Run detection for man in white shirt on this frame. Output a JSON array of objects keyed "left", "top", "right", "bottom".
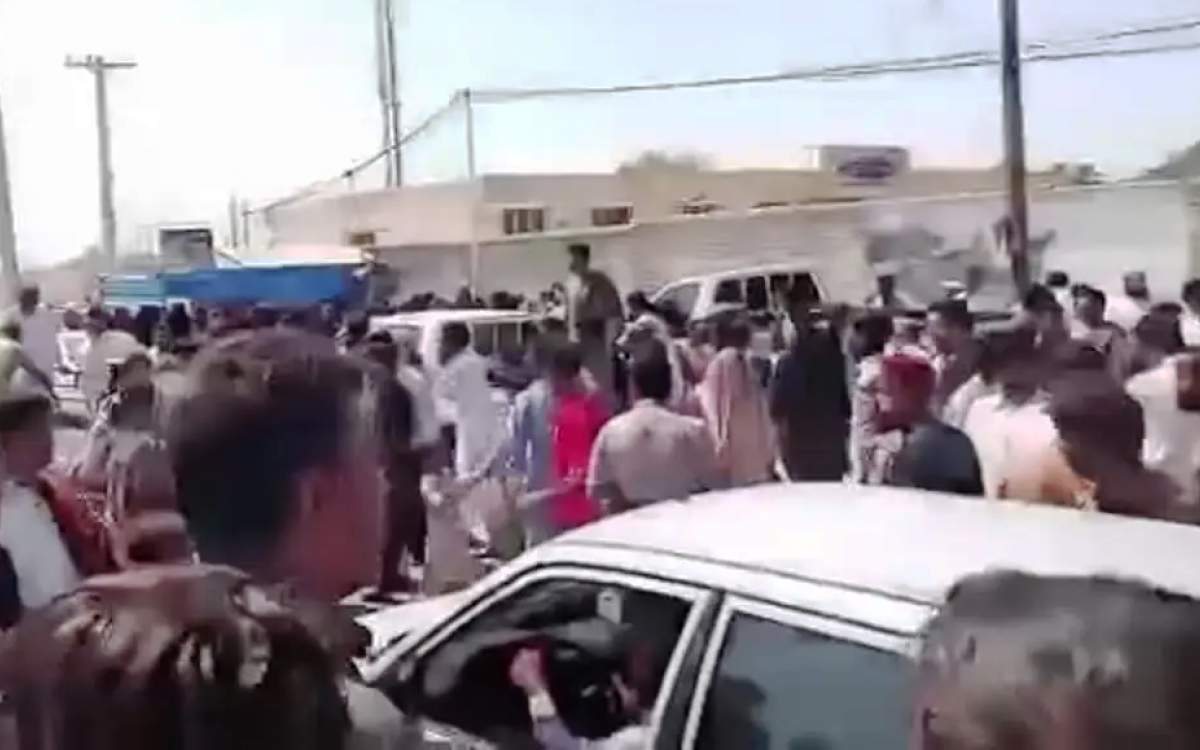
[
  {"left": 1181, "top": 278, "right": 1200, "bottom": 348},
  {"left": 435, "top": 322, "right": 503, "bottom": 479},
  {"left": 0, "top": 391, "right": 81, "bottom": 611},
  {"left": 1126, "top": 314, "right": 1200, "bottom": 505},
  {"left": 962, "top": 328, "right": 1058, "bottom": 499},
  {"left": 5, "top": 285, "right": 60, "bottom": 383}
]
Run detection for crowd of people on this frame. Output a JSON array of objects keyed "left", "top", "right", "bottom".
[{"left": 1, "top": 245, "right": 1200, "bottom": 746}]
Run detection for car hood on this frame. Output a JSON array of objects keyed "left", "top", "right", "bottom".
[{"left": 354, "top": 591, "right": 473, "bottom": 682}]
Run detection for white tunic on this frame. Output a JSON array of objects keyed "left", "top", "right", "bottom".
[{"left": 0, "top": 480, "right": 81, "bottom": 609}]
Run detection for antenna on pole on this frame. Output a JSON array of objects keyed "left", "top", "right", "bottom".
[{"left": 65, "top": 54, "right": 137, "bottom": 272}]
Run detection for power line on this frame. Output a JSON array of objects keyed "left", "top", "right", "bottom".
[{"left": 475, "top": 17, "right": 1200, "bottom": 101}]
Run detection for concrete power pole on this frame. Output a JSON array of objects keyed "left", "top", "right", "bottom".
[
  {"left": 65, "top": 55, "right": 136, "bottom": 271},
  {"left": 375, "top": 0, "right": 403, "bottom": 186},
  {"left": 998, "top": 0, "right": 1032, "bottom": 295},
  {"left": 0, "top": 89, "right": 20, "bottom": 306}
]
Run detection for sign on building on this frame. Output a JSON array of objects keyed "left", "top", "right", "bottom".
[{"left": 809, "top": 145, "right": 911, "bottom": 185}]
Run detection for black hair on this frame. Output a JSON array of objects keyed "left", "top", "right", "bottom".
[
  {"left": 0, "top": 392, "right": 52, "bottom": 434},
  {"left": 1044, "top": 270, "right": 1070, "bottom": 288},
  {"left": 1021, "top": 284, "right": 1060, "bottom": 314},
  {"left": 1049, "top": 372, "right": 1144, "bottom": 462},
  {"left": 628, "top": 339, "right": 672, "bottom": 402},
  {"left": 977, "top": 327, "right": 1037, "bottom": 385},
  {"left": 549, "top": 341, "right": 584, "bottom": 381},
  {"left": 442, "top": 321, "right": 471, "bottom": 350},
  {"left": 917, "top": 571, "right": 1200, "bottom": 750},
  {"left": 0, "top": 565, "right": 350, "bottom": 750},
  {"left": 344, "top": 311, "right": 369, "bottom": 344},
  {"left": 1182, "top": 278, "right": 1200, "bottom": 304},
  {"left": 168, "top": 330, "right": 377, "bottom": 570},
  {"left": 853, "top": 313, "right": 894, "bottom": 357},
  {"left": 1134, "top": 313, "right": 1184, "bottom": 355},
  {"left": 927, "top": 299, "right": 972, "bottom": 332},
  {"left": 713, "top": 315, "right": 751, "bottom": 350},
  {"left": 1075, "top": 284, "right": 1106, "bottom": 307},
  {"left": 567, "top": 243, "right": 591, "bottom": 262}
]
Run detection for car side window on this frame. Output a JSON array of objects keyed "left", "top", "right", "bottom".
[
  {"left": 745, "top": 276, "right": 769, "bottom": 311},
  {"left": 694, "top": 612, "right": 909, "bottom": 749},
  {"left": 714, "top": 278, "right": 744, "bottom": 304},
  {"left": 404, "top": 575, "right": 695, "bottom": 746},
  {"left": 658, "top": 282, "right": 701, "bottom": 320},
  {"left": 791, "top": 273, "right": 821, "bottom": 304},
  {"left": 471, "top": 323, "right": 497, "bottom": 357}
]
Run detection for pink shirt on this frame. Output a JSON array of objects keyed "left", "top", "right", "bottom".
[{"left": 551, "top": 390, "right": 608, "bottom": 530}]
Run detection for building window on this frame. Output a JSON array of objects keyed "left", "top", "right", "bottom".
[
  {"left": 590, "top": 205, "right": 632, "bottom": 227},
  {"left": 501, "top": 207, "right": 545, "bottom": 235}
]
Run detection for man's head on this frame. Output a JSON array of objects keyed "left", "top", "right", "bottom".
[
  {"left": 547, "top": 341, "right": 584, "bottom": 394},
  {"left": 1182, "top": 279, "right": 1200, "bottom": 316},
  {"left": 17, "top": 285, "right": 38, "bottom": 314},
  {"left": 849, "top": 313, "right": 894, "bottom": 360},
  {"left": 1022, "top": 285, "right": 1068, "bottom": 348},
  {"left": 1044, "top": 270, "right": 1070, "bottom": 290},
  {"left": 1049, "top": 371, "right": 1144, "bottom": 470},
  {"left": 986, "top": 326, "right": 1042, "bottom": 402},
  {"left": 439, "top": 322, "right": 471, "bottom": 365},
  {"left": 914, "top": 571, "right": 1200, "bottom": 750},
  {"left": 628, "top": 339, "right": 672, "bottom": 403},
  {"left": 84, "top": 305, "right": 108, "bottom": 337},
  {"left": 926, "top": 300, "right": 973, "bottom": 356},
  {"left": 567, "top": 243, "right": 591, "bottom": 275},
  {"left": 0, "top": 317, "right": 20, "bottom": 343},
  {"left": 1072, "top": 284, "right": 1107, "bottom": 328},
  {"left": 362, "top": 330, "right": 399, "bottom": 373},
  {"left": 878, "top": 353, "right": 935, "bottom": 431},
  {"left": 1123, "top": 270, "right": 1149, "bottom": 300},
  {"left": 1132, "top": 311, "right": 1184, "bottom": 372},
  {"left": 0, "top": 392, "right": 53, "bottom": 483},
  {"left": 169, "top": 330, "right": 385, "bottom": 600}
]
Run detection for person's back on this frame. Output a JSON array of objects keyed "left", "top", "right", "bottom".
[
  {"left": 1126, "top": 355, "right": 1200, "bottom": 506},
  {"left": 588, "top": 340, "right": 719, "bottom": 512},
  {"left": 891, "top": 420, "right": 982, "bottom": 495}
]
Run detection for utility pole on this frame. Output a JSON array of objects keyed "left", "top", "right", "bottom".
[
  {"left": 65, "top": 55, "right": 136, "bottom": 271},
  {"left": 999, "top": 0, "right": 1031, "bottom": 295},
  {"left": 0, "top": 88, "right": 20, "bottom": 306},
  {"left": 375, "top": 0, "right": 403, "bottom": 186}
]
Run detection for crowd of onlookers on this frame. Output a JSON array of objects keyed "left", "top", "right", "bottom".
[{"left": 3, "top": 247, "right": 1200, "bottom": 746}]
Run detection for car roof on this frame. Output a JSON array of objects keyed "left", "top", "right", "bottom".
[
  {"left": 370, "top": 309, "right": 539, "bottom": 327},
  {"left": 656, "top": 264, "right": 818, "bottom": 290},
  {"left": 547, "top": 483, "right": 1200, "bottom": 605}
]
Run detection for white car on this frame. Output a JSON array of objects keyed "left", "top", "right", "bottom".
[
  {"left": 356, "top": 483, "right": 1200, "bottom": 748},
  {"left": 368, "top": 309, "right": 541, "bottom": 373},
  {"left": 650, "top": 264, "right": 827, "bottom": 323}
]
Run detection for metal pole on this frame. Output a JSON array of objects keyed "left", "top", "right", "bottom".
[
  {"left": 66, "top": 56, "right": 135, "bottom": 272},
  {"left": 384, "top": 0, "right": 403, "bottom": 186},
  {"left": 374, "top": 0, "right": 394, "bottom": 186},
  {"left": 999, "top": 0, "right": 1031, "bottom": 295},
  {"left": 0, "top": 89, "right": 21, "bottom": 306},
  {"left": 464, "top": 89, "right": 481, "bottom": 296}
]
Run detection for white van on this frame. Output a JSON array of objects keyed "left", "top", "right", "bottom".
[
  {"left": 650, "top": 264, "right": 826, "bottom": 322},
  {"left": 368, "top": 309, "right": 540, "bottom": 372}
]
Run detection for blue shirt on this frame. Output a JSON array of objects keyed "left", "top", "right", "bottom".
[{"left": 510, "top": 379, "right": 555, "bottom": 491}]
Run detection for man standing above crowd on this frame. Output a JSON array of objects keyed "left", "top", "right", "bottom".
[
  {"left": 565, "top": 243, "right": 623, "bottom": 407},
  {"left": 588, "top": 339, "right": 719, "bottom": 513}
]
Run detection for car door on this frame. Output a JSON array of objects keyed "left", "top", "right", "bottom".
[
  {"left": 381, "top": 565, "right": 716, "bottom": 748},
  {"left": 682, "top": 596, "right": 914, "bottom": 749}
]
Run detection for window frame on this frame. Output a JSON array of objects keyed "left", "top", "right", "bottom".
[
  {"left": 397, "top": 563, "right": 717, "bottom": 747},
  {"left": 681, "top": 595, "right": 914, "bottom": 749},
  {"left": 590, "top": 204, "right": 634, "bottom": 227},
  {"left": 501, "top": 205, "right": 547, "bottom": 235}
]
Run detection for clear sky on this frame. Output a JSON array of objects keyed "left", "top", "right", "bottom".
[{"left": 2, "top": 0, "right": 1199, "bottom": 266}]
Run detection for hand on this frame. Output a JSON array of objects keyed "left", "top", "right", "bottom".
[{"left": 509, "top": 647, "right": 547, "bottom": 693}]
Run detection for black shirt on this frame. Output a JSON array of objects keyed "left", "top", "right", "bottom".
[{"left": 890, "top": 421, "right": 983, "bottom": 496}]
